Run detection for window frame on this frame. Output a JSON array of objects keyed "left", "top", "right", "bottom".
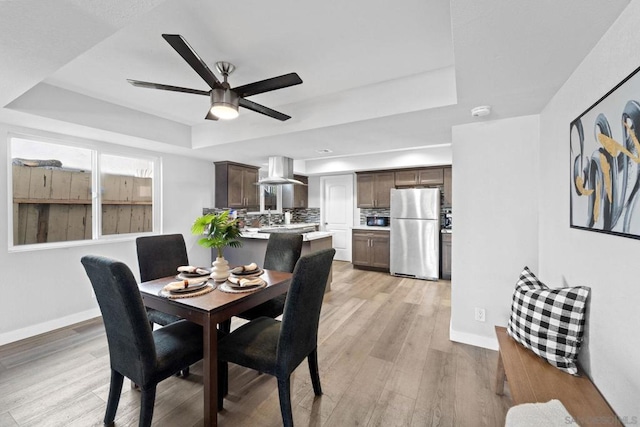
[{"left": 8, "top": 133, "right": 162, "bottom": 252}]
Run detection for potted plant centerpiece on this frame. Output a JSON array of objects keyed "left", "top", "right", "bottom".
[{"left": 191, "top": 210, "right": 242, "bottom": 282}]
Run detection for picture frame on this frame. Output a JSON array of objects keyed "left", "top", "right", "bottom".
[{"left": 570, "top": 65, "right": 640, "bottom": 239}]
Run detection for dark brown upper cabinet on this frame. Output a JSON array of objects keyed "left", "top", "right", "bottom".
[
  {"left": 443, "top": 166, "right": 452, "bottom": 208},
  {"left": 394, "top": 168, "right": 444, "bottom": 187},
  {"left": 282, "top": 174, "right": 308, "bottom": 208},
  {"left": 356, "top": 171, "right": 395, "bottom": 208},
  {"left": 215, "top": 161, "right": 259, "bottom": 210}
]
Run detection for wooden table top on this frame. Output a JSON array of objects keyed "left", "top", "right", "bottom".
[{"left": 139, "top": 269, "right": 292, "bottom": 315}]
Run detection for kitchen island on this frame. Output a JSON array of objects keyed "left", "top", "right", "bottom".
[{"left": 221, "top": 228, "right": 334, "bottom": 290}]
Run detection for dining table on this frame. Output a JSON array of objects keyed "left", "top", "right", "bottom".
[{"left": 138, "top": 269, "right": 293, "bottom": 427}]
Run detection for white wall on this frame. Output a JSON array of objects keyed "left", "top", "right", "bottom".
[
  {"left": 452, "top": 0, "right": 640, "bottom": 417},
  {"left": 305, "top": 145, "right": 452, "bottom": 175},
  {"left": 450, "top": 115, "right": 539, "bottom": 349},
  {"left": 537, "top": 0, "right": 640, "bottom": 417},
  {"left": 0, "top": 123, "right": 214, "bottom": 345}
]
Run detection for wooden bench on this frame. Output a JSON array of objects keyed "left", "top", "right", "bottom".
[{"left": 495, "top": 326, "right": 621, "bottom": 427}]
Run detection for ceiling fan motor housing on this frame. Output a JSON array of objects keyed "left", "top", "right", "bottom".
[{"left": 212, "top": 88, "right": 238, "bottom": 107}]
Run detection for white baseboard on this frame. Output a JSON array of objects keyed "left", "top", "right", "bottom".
[
  {"left": 0, "top": 308, "right": 102, "bottom": 346},
  {"left": 449, "top": 325, "right": 499, "bottom": 351}
]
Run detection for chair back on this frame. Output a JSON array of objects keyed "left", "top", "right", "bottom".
[
  {"left": 81, "top": 255, "right": 156, "bottom": 383},
  {"left": 277, "top": 248, "right": 335, "bottom": 375},
  {"left": 263, "top": 233, "right": 303, "bottom": 273},
  {"left": 136, "top": 234, "right": 189, "bottom": 282}
]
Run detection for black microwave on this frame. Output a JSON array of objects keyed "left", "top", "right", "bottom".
[{"left": 366, "top": 216, "right": 390, "bottom": 227}]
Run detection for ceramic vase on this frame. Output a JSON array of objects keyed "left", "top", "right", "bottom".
[{"left": 211, "top": 256, "right": 230, "bottom": 283}]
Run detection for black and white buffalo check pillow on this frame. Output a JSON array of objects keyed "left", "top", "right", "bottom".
[{"left": 507, "top": 267, "right": 590, "bottom": 375}]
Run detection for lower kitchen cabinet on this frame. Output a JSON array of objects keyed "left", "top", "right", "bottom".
[
  {"left": 441, "top": 232, "right": 452, "bottom": 279},
  {"left": 352, "top": 229, "right": 390, "bottom": 271}
]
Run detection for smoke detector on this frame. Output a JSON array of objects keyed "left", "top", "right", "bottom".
[{"left": 471, "top": 105, "right": 491, "bottom": 117}]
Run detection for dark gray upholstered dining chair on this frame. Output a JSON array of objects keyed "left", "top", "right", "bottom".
[
  {"left": 217, "top": 248, "right": 335, "bottom": 427},
  {"left": 81, "top": 255, "right": 203, "bottom": 427},
  {"left": 136, "top": 234, "right": 188, "bottom": 328},
  {"left": 220, "top": 233, "right": 303, "bottom": 335},
  {"left": 238, "top": 233, "right": 303, "bottom": 320}
]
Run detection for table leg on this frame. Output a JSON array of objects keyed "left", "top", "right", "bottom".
[
  {"left": 203, "top": 319, "right": 218, "bottom": 427},
  {"left": 495, "top": 349, "right": 505, "bottom": 395}
]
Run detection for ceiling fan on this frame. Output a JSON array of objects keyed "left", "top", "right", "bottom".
[{"left": 127, "top": 34, "right": 302, "bottom": 121}]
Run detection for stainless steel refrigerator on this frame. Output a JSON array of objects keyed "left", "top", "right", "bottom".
[{"left": 390, "top": 188, "right": 440, "bottom": 280}]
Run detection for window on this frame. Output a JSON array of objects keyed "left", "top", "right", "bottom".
[
  {"left": 100, "top": 154, "right": 154, "bottom": 236},
  {"left": 10, "top": 136, "right": 158, "bottom": 247}
]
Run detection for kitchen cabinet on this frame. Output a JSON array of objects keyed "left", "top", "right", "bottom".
[
  {"left": 352, "top": 229, "right": 390, "bottom": 271},
  {"left": 356, "top": 172, "right": 394, "bottom": 208},
  {"left": 441, "top": 232, "right": 452, "bottom": 279},
  {"left": 215, "top": 161, "right": 259, "bottom": 209},
  {"left": 443, "top": 166, "right": 452, "bottom": 208},
  {"left": 394, "top": 168, "right": 444, "bottom": 186},
  {"left": 282, "top": 174, "right": 308, "bottom": 208}
]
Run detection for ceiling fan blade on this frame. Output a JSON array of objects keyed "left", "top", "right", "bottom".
[
  {"left": 161, "top": 34, "right": 221, "bottom": 90},
  {"left": 239, "top": 98, "right": 291, "bottom": 121},
  {"left": 205, "top": 110, "right": 219, "bottom": 121},
  {"left": 233, "top": 73, "right": 302, "bottom": 98},
  {"left": 127, "top": 79, "right": 210, "bottom": 96}
]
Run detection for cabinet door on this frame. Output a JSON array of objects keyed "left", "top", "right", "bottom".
[
  {"left": 394, "top": 170, "right": 418, "bottom": 186},
  {"left": 418, "top": 168, "right": 444, "bottom": 185},
  {"left": 374, "top": 172, "right": 395, "bottom": 208},
  {"left": 443, "top": 167, "right": 452, "bottom": 208},
  {"left": 243, "top": 168, "right": 259, "bottom": 208},
  {"left": 441, "top": 233, "right": 452, "bottom": 279},
  {"left": 370, "top": 233, "right": 390, "bottom": 269},
  {"left": 294, "top": 175, "right": 308, "bottom": 208},
  {"left": 356, "top": 174, "right": 375, "bottom": 208},
  {"left": 352, "top": 233, "right": 371, "bottom": 266},
  {"left": 227, "top": 164, "right": 245, "bottom": 207}
]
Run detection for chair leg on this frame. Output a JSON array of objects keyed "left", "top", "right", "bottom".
[
  {"left": 308, "top": 348, "right": 322, "bottom": 396},
  {"left": 139, "top": 386, "right": 157, "bottom": 427},
  {"left": 277, "top": 376, "right": 294, "bottom": 427},
  {"left": 104, "top": 369, "right": 124, "bottom": 426},
  {"left": 217, "top": 361, "right": 227, "bottom": 411},
  {"left": 219, "top": 319, "right": 231, "bottom": 334}
]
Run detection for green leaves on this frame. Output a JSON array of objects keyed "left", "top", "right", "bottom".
[{"left": 191, "top": 211, "right": 243, "bottom": 257}]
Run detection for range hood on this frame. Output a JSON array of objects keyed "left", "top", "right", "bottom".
[{"left": 257, "top": 156, "right": 306, "bottom": 185}]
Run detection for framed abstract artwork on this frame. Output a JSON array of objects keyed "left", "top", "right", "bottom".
[{"left": 570, "top": 65, "right": 640, "bottom": 239}]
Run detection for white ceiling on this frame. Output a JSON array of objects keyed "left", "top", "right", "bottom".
[{"left": 0, "top": 0, "right": 631, "bottom": 171}]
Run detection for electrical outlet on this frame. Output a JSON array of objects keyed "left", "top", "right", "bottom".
[{"left": 474, "top": 308, "right": 486, "bottom": 322}]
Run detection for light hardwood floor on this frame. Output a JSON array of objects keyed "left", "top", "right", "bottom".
[{"left": 0, "top": 262, "right": 510, "bottom": 427}]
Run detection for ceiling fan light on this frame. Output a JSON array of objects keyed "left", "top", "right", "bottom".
[
  {"left": 211, "top": 104, "right": 238, "bottom": 120},
  {"left": 211, "top": 88, "right": 239, "bottom": 120}
]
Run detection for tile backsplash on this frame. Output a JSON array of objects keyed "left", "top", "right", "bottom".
[
  {"left": 359, "top": 208, "right": 390, "bottom": 225},
  {"left": 202, "top": 207, "right": 320, "bottom": 227},
  {"left": 359, "top": 185, "right": 451, "bottom": 227}
]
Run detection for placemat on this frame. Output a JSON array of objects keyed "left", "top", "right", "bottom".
[
  {"left": 218, "top": 280, "right": 266, "bottom": 293},
  {"left": 159, "top": 283, "right": 215, "bottom": 299}
]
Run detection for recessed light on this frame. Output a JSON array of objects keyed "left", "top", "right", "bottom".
[{"left": 316, "top": 149, "right": 333, "bottom": 154}]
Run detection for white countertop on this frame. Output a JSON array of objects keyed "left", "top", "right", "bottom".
[
  {"left": 240, "top": 230, "right": 332, "bottom": 241},
  {"left": 352, "top": 225, "right": 390, "bottom": 231}
]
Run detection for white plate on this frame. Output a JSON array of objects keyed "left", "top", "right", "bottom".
[{"left": 169, "top": 281, "right": 209, "bottom": 294}]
